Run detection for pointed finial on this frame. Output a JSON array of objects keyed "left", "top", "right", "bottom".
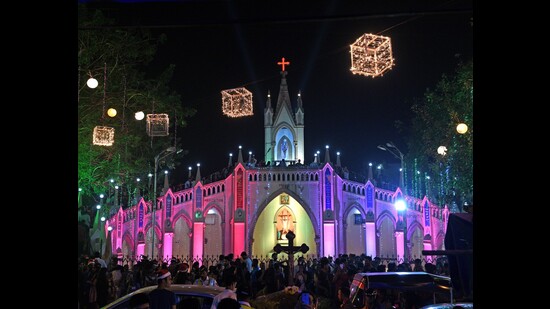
[
  {"left": 195, "top": 163, "right": 201, "bottom": 182},
  {"left": 324, "top": 145, "right": 331, "bottom": 164},
  {"left": 237, "top": 145, "right": 244, "bottom": 163}
]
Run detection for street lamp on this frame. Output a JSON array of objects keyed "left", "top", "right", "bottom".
[
  {"left": 377, "top": 142, "right": 405, "bottom": 193},
  {"left": 151, "top": 146, "right": 177, "bottom": 260}
]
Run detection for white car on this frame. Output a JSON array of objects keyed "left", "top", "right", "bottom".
[{"left": 102, "top": 284, "right": 226, "bottom": 309}]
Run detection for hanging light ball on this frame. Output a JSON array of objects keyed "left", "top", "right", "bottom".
[
  {"left": 107, "top": 108, "right": 117, "bottom": 117},
  {"left": 437, "top": 146, "right": 448, "bottom": 156},
  {"left": 456, "top": 123, "right": 468, "bottom": 134},
  {"left": 87, "top": 77, "right": 98, "bottom": 89},
  {"left": 135, "top": 111, "right": 145, "bottom": 120}
]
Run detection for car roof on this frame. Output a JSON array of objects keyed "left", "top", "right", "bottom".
[
  {"left": 103, "top": 284, "right": 226, "bottom": 308},
  {"left": 351, "top": 272, "right": 452, "bottom": 293}
]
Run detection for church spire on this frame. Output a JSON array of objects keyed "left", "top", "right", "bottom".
[{"left": 275, "top": 57, "right": 292, "bottom": 116}]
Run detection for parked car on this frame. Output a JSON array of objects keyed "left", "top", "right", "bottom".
[
  {"left": 348, "top": 272, "right": 471, "bottom": 309},
  {"left": 102, "top": 284, "right": 226, "bottom": 309}
]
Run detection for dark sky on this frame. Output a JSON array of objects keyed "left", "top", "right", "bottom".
[{"left": 83, "top": 0, "right": 473, "bottom": 186}]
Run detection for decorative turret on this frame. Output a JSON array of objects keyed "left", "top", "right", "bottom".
[
  {"left": 237, "top": 145, "right": 244, "bottom": 164},
  {"left": 264, "top": 91, "right": 273, "bottom": 126},
  {"left": 195, "top": 163, "right": 201, "bottom": 182},
  {"left": 295, "top": 91, "right": 304, "bottom": 125},
  {"left": 324, "top": 145, "right": 331, "bottom": 164}
]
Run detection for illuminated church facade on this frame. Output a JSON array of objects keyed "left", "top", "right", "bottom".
[{"left": 105, "top": 70, "right": 449, "bottom": 262}]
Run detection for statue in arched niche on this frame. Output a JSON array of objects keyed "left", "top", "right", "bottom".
[{"left": 281, "top": 139, "right": 288, "bottom": 159}]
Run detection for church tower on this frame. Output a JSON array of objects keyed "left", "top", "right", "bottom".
[{"left": 264, "top": 58, "right": 305, "bottom": 164}]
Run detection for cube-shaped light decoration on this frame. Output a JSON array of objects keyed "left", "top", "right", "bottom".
[
  {"left": 221, "top": 87, "right": 253, "bottom": 118},
  {"left": 350, "top": 33, "right": 394, "bottom": 77},
  {"left": 92, "top": 126, "right": 115, "bottom": 146},
  {"left": 146, "top": 113, "right": 169, "bottom": 137}
]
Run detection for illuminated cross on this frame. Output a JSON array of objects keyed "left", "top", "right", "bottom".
[{"left": 277, "top": 57, "right": 290, "bottom": 72}]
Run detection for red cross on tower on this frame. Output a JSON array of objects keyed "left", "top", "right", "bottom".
[{"left": 277, "top": 57, "right": 290, "bottom": 72}]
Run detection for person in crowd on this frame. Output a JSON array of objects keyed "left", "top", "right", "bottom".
[
  {"left": 148, "top": 269, "right": 177, "bottom": 309},
  {"left": 210, "top": 274, "right": 238, "bottom": 309},
  {"left": 194, "top": 268, "right": 218, "bottom": 286}
]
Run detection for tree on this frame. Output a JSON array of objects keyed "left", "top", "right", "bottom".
[
  {"left": 406, "top": 60, "right": 473, "bottom": 210},
  {"left": 78, "top": 6, "right": 196, "bottom": 216}
]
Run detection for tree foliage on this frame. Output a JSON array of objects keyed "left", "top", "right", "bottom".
[
  {"left": 78, "top": 6, "right": 196, "bottom": 213},
  {"left": 405, "top": 60, "right": 473, "bottom": 210}
]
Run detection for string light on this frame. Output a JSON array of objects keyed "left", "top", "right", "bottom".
[
  {"left": 221, "top": 87, "right": 253, "bottom": 118},
  {"left": 350, "top": 33, "right": 394, "bottom": 77},
  {"left": 92, "top": 126, "right": 115, "bottom": 146},
  {"left": 92, "top": 63, "right": 115, "bottom": 146},
  {"left": 146, "top": 113, "right": 170, "bottom": 136}
]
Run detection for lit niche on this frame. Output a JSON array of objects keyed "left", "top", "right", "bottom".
[
  {"left": 92, "top": 126, "right": 115, "bottom": 146},
  {"left": 146, "top": 113, "right": 169, "bottom": 136},
  {"left": 349, "top": 33, "right": 394, "bottom": 77},
  {"left": 221, "top": 87, "right": 253, "bottom": 118}
]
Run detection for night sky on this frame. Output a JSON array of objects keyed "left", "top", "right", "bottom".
[{"left": 82, "top": 0, "right": 473, "bottom": 186}]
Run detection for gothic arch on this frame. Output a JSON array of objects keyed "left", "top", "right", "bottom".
[
  {"left": 204, "top": 202, "right": 225, "bottom": 223},
  {"left": 121, "top": 231, "right": 134, "bottom": 256},
  {"left": 172, "top": 209, "right": 193, "bottom": 230},
  {"left": 375, "top": 210, "right": 397, "bottom": 230},
  {"left": 248, "top": 187, "right": 320, "bottom": 255},
  {"left": 343, "top": 202, "right": 366, "bottom": 219}
]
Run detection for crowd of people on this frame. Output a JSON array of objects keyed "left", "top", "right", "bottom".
[{"left": 78, "top": 251, "right": 449, "bottom": 309}]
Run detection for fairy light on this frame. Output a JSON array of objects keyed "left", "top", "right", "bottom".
[
  {"left": 221, "top": 87, "right": 253, "bottom": 118},
  {"left": 350, "top": 33, "right": 394, "bottom": 77},
  {"left": 146, "top": 113, "right": 170, "bottom": 136},
  {"left": 92, "top": 63, "right": 115, "bottom": 146},
  {"left": 92, "top": 126, "right": 115, "bottom": 146}
]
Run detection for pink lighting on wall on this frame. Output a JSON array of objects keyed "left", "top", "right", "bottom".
[
  {"left": 365, "top": 222, "right": 376, "bottom": 257},
  {"left": 137, "top": 243, "right": 145, "bottom": 257},
  {"left": 164, "top": 232, "right": 174, "bottom": 259},
  {"left": 193, "top": 222, "right": 204, "bottom": 264},
  {"left": 233, "top": 222, "right": 245, "bottom": 255},
  {"left": 395, "top": 231, "right": 404, "bottom": 259},
  {"left": 323, "top": 223, "right": 335, "bottom": 257}
]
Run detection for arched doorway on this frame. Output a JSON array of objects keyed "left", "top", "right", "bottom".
[
  {"left": 378, "top": 216, "right": 396, "bottom": 259},
  {"left": 251, "top": 193, "right": 316, "bottom": 259},
  {"left": 409, "top": 225, "right": 424, "bottom": 260},
  {"left": 345, "top": 208, "right": 366, "bottom": 255},
  {"left": 145, "top": 226, "right": 160, "bottom": 259},
  {"left": 172, "top": 217, "right": 191, "bottom": 259},
  {"left": 204, "top": 208, "right": 222, "bottom": 259}
]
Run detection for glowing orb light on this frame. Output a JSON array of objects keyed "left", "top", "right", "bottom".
[
  {"left": 87, "top": 77, "right": 98, "bottom": 89},
  {"left": 456, "top": 123, "right": 468, "bottom": 134},
  {"left": 221, "top": 87, "right": 253, "bottom": 118},
  {"left": 92, "top": 126, "right": 115, "bottom": 146},
  {"left": 146, "top": 113, "right": 169, "bottom": 136},
  {"left": 135, "top": 111, "right": 145, "bottom": 120},
  {"left": 107, "top": 108, "right": 117, "bottom": 117},
  {"left": 437, "top": 146, "right": 448, "bottom": 156},
  {"left": 350, "top": 33, "right": 394, "bottom": 77}
]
